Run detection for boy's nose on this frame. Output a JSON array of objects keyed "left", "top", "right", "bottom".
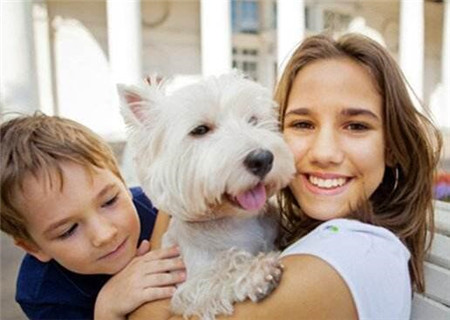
[
  {"left": 91, "top": 218, "right": 118, "bottom": 247},
  {"left": 309, "top": 128, "right": 344, "bottom": 166}
]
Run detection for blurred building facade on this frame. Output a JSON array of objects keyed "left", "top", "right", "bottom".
[{"left": 1, "top": 0, "right": 449, "bottom": 165}]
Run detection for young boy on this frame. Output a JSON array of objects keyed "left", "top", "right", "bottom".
[{"left": 0, "top": 113, "right": 185, "bottom": 320}]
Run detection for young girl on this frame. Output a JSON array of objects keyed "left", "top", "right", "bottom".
[{"left": 130, "top": 33, "right": 442, "bottom": 319}]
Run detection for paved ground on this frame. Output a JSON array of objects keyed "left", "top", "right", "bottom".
[{"left": 1, "top": 233, "right": 26, "bottom": 319}]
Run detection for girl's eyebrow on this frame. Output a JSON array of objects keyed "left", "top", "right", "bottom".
[
  {"left": 285, "top": 107, "right": 310, "bottom": 116},
  {"left": 285, "top": 107, "right": 380, "bottom": 122},
  {"left": 341, "top": 108, "right": 380, "bottom": 121}
]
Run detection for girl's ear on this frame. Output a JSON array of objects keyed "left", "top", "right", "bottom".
[
  {"left": 14, "top": 238, "right": 52, "bottom": 263},
  {"left": 385, "top": 147, "right": 396, "bottom": 167}
]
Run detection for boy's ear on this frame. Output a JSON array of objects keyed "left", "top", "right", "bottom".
[{"left": 14, "top": 238, "right": 52, "bottom": 263}]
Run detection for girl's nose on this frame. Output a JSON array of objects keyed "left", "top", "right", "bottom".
[
  {"left": 309, "top": 127, "right": 344, "bottom": 167},
  {"left": 90, "top": 216, "right": 118, "bottom": 247}
]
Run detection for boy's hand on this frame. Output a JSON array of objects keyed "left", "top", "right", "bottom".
[
  {"left": 94, "top": 245, "right": 185, "bottom": 320},
  {"left": 136, "top": 239, "right": 151, "bottom": 256}
]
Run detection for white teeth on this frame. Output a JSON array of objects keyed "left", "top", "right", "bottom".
[{"left": 309, "top": 176, "right": 346, "bottom": 189}]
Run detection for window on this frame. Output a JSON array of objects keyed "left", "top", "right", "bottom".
[
  {"left": 232, "top": 47, "right": 259, "bottom": 80},
  {"left": 232, "top": 0, "right": 260, "bottom": 33}
]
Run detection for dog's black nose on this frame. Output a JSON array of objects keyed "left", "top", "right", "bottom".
[{"left": 244, "top": 149, "right": 274, "bottom": 179}]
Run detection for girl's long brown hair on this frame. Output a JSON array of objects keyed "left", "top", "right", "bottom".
[{"left": 274, "top": 33, "right": 442, "bottom": 293}]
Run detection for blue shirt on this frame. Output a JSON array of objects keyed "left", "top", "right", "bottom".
[{"left": 16, "top": 187, "right": 158, "bottom": 320}]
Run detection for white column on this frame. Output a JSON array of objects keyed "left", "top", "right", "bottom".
[
  {"left": 1, "top": 0, "right": 40, "bottom": 114},
  {"left": 442, "top": 0, "right": 450, "bottom": 128},
  {"left": 107, "top": 0, "right": 143, "bottom": 186},
  {"left": 107, "top": 0, "right": 142, "bottom": 85},
  {"left": 276, "top": 0, "right": 305, "bottom": 76},
  {"left": 33, "top": 2, "right": 55, "bottom": 115},
  {"left": 200, "top": 0, "right": 232, "bottom": 76},
  {"left": 399, "top": 0, "right": 424, "bottom": 102},
  {"left": 259, "top": 0, "right": 275, "bottom": 89}
]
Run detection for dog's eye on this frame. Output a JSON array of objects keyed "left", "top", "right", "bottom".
[
  {"left": 190, "top": 125, "right": 211, "bottom": 136},
  {"left": 249, "top": 116, "right": 258, "bottom": 125}
]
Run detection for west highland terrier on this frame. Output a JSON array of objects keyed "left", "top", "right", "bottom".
[{"left": 118, "top": 72, "right": 295, "bottom": 320}]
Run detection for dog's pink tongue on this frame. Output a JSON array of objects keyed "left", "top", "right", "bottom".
[{"left": 235, "top": 183, "right": 267, "bottom": 211}]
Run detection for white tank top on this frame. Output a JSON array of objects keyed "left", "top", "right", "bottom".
[{"left": 281, "top": 219, "right": 412, "bottom": 319}]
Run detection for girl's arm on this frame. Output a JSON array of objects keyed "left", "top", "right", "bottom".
[
  {"left": 150, "top": 210, "right": 171, "bottom": 249},
  {"left": 129, "top": 254, "right": 357, "bottom": 320},
  {"left": 207, "top": 254, "right": 357, "bottom": 320},
  {"left": 126, "top": 210, "right": 174, "bottom": 320}
]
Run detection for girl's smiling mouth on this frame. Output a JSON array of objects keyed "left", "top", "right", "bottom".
[
  {"left": 301, "top": 173, "right": 352, "bottom": 195},
  {"left": 308, "top": 175, "right": 347, "bottom": 189}
]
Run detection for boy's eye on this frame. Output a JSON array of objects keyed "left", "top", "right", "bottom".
[
  {"left": 58, "top": 224, "right": 78, "bottom": 239},
  {"left": 102, "top": 194, "right": 119, "bottom": 208}
]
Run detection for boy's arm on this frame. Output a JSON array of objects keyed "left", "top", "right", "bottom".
[
  {"left": 96, "top": 210, "right": 176, "bottom": 320},
  {"left": 20, "top": 302, "right": 95, "bottom": 320},
  {"left": 94, "top": 245, "right": 184, "bottom": 320}
]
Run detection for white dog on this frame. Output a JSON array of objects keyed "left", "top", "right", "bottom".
[{"left": 118, "top": 72, "right": 295, "bottom": 320}]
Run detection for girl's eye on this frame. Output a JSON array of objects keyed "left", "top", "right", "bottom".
[
  {"left": 346, "top": 123, "right": 369, "bottom": 131},
  {"left": 102, "top": 194, "right": 119, "bottom": 208},
  {"left": 58, "top": 224, "right": 78, "bottom": 239},
  {"left": 290, "top": 121, "right": 314, "bottom": 130}
]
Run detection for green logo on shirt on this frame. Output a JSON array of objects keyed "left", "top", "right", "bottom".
[{"left": 325, "top": 225, "right": 339, "bottom": 233}]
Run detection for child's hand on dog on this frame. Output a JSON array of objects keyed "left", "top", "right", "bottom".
[{"left": 94, "top": 244, "right": 186, "bottom": 320}]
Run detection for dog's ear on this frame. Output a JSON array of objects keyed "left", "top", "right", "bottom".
[{"left": 117, "top": 84, "right": 155, "bottom": 127}]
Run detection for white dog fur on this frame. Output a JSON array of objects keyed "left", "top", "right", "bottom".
[{"left": 118, "top": 72, "right": 295, "bottom": 319}]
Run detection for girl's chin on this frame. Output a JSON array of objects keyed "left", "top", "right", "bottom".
[{"left": 299, "top": 198, "right": 350, "bottom": 221}]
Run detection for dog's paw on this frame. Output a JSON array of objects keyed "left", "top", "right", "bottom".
[{"left": 236, "top": 251, "right": 283, "bottom": 302}]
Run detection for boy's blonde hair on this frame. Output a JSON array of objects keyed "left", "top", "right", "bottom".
[{"left": 1, "top": 113, "right": 124, "bottom": 243}]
